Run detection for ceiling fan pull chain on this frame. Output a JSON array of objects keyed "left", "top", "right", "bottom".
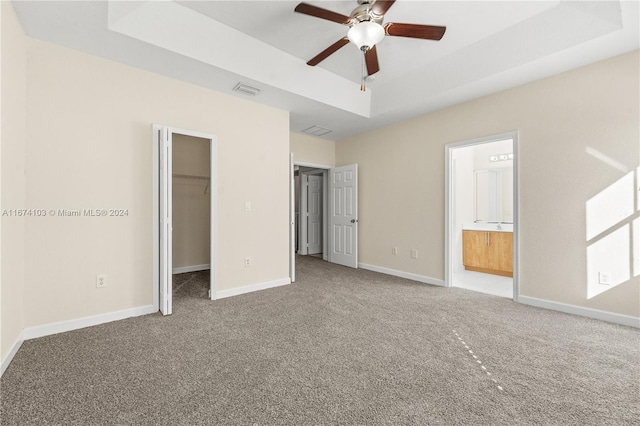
[{"left": 361, "top": 47, "right": 367, "bottom": 91}]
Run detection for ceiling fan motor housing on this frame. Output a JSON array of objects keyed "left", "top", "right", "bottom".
[{"left": 351, "top": 3, "right": 384, "bottom": 24}]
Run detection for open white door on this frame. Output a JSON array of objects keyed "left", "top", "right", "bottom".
[
  {"left": 329, "top": 164, "right": 358, "bottom": 268},
  {"left": 307, "top": 175, "right": 323, "bottom": 254},
  {"left": 159, "top": 126, "right": 173, "bottom": 315}
]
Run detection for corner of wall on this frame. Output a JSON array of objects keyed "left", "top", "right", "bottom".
[{"left": 1, "top": 0, "right": 27, "bottom": 372}]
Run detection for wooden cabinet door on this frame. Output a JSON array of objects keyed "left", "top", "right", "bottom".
[
  {"left": 487, "top": 231, "right": 513, "bottom": 274},
  {"left": 463, "top": 230, "right": 488, "bottom": 268},
  {"left": 463, "top": 230, "right": 513, "bottom": 277}
]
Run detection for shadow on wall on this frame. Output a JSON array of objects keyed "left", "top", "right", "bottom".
[{"left": 585, "top": 147, "right": 639, "bottom": 299}]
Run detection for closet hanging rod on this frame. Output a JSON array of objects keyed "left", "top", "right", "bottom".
[
  {"left": 172, "top": 173, "right": 210, "bottom": 194},
  {"left": 172, "top": 173, "right": 209, "bottom": 180}
]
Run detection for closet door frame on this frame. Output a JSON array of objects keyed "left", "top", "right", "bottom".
[{"left": 153, "top": 124, "right": 218, "bottom": 314}]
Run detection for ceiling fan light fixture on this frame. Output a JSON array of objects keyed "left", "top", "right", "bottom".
[{"left": 347, "top": 21, "right": 385, "bottom": 49}]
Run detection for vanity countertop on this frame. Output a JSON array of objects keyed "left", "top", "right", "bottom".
[{"left": 463, "top": 223, "right": 513, "bottom": 232}]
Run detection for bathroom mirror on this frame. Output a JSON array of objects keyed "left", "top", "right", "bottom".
[{"left": 474, "top": 168, "right": 513, "bottom": 222}]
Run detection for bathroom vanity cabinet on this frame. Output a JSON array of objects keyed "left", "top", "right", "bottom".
[{"left": 462, "top": 230, "right": 513, "bottom": 277}]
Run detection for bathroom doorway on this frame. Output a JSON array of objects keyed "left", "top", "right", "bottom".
[{"left": 445, "top": 133, "right": 519, "bottom": 300}]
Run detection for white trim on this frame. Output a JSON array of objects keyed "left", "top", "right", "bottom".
[
  {"left": 1, "top": 335, "right": 24, "bottom": 377},
  {"left": 322, "top": 169, "right": 328, "bottom": 262},
  {"left": 512, "top": 135, "right": 520, "bottom": 302},
  {"left": 21, "top": 305, "right": 158, "bottom": 341},
  {"left": 294, "top": 161, "right": 333, "bottom": 169},
  {"left": 209, "top": 137, "right": 218, "bottom": 300},
  {"left": 358, "top": 263, "right": 445, "bottom": 287},
  {"left": 518, "top": 296, "right": 640, "bottom": 328},
  {"left": 444, "top": 131, "right": 520, "bottom": 301},
  {"left": 213, "top": 278, "right": 291, "bottom": 300},
  {"left": 290, "top": 153, "right": 296, "bottom": 282},
  {"left": 172, "top": 264, "right": 210, "bottom": 274},
  {"left": 152, "top": 126, "right": 160, "bottom": 312}
]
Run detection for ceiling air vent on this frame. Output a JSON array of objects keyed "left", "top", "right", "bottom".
[
  {"left": 302, "top": 125, "right": 332, "bottom": 137},
  {"left": 233, "top": 82, "right": 260, "bottom": 96}
]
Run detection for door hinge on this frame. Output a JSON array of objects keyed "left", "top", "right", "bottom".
[{"left": 208, "top": 290, "right": 211, "bottom": 298}]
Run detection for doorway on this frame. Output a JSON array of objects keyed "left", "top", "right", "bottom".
[
  {"left": 297, "top": 167, "right": 328, "bottom": 259},
  {"left": 289, "top": 159, "right": 359, "bottom": 282},
  {"left": 445, "top": 132, "right": 519, "bottom": 300},
  {"left": 153, "top": 125, "right": 217, "bottom": 315}
]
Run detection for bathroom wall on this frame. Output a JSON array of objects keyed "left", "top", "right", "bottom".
[{"left": 453, "top": 147, "right": 475, "bottom": 271}]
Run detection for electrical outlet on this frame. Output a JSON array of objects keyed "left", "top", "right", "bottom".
[
  {"left": 598, "top": 272, "right": 611, "bottom": 285},
  {"left": 245, "top": 257, "right": 251, "bottom": 267},
  {"left": 96, "top": 275, "right": 107, "bottom": 288},
  {"left": 392, "top": 247, "right": 398, "bottom": 255}
]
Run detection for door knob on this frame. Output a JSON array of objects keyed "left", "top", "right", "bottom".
[{"left": 351, "top": 219, "right": 358, "bottom": 223}]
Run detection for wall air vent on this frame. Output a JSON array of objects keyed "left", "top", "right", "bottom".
[
  {"left": 233, "top": 82, "right": 260, "bottom": 96},
  {"left": 302, "top": 125, "right": 332, "bottom": 137}
]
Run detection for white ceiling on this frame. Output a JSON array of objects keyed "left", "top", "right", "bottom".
[{"left": 12, "top": 1, "right": 640, "bottom": 141}]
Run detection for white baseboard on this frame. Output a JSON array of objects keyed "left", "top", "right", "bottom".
[
  {"left": 22, "top": 305, "right": 158, "bottom": 340},
  {"left": 1, "top": 335, "right": 25, "bottom": 377},
  {"left": 213, "top": 278, "right": 291, "bottom": 300},
  {"left": 173, "top": 264, "right": 210, "bottom": 274},
  {"left": 518, "top": 296, "right": 640, "bottom": 328},
  {"left": 358, "top": 263, "right": 445, "bottom": 287}
]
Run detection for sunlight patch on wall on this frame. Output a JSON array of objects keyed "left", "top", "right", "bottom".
[
  {"left": 585, "top": 147, "right": 630, "bottom": 173},
  {"left": 587, "top": 225, "right": 631, "bottom": 299},
  {"left": 586, "top": 165, "right": 639, "bottom": 300},
  {"left": 586, "top": 171, "right": 634, "bottom": 240}
]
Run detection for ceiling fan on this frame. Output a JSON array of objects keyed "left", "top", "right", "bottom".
[{"left": 294, "top": 0, "right": 446, "bottom": 90}]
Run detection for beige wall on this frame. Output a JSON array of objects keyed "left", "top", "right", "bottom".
[
  {"left": 1, "top": 2, "right": 27, "bottom": 362},
  {"left": 337, "top": 50, "right": 640, "bottom": 318},
  {"left": 172, "top": 134, "right": 211, "bottom": 270},
  {"left": 290, "top": 132, "right": 335, "bottom": 166},
  {"left": 23, "top": 39, "right": 290, "bottom": 327}
]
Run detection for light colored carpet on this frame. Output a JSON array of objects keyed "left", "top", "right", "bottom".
[{"left": 1, "top": 256, "right": 639, "bottom": 425}]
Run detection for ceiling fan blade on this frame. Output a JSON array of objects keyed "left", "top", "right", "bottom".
[
  {"left": 365, "top": 46, "right": 380, "bottom": 75},
  {"left": 294, "top": 3, "right": 352, "bottom": 25},
  {"left": 384, "top": 23, "right": 446, "bottom": 40},
  {"left": 307, "top": 37, "right": 350, "bottom": 66},
  {"left": 371, "top": 0, "right": 396, "bottom": 17}
]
